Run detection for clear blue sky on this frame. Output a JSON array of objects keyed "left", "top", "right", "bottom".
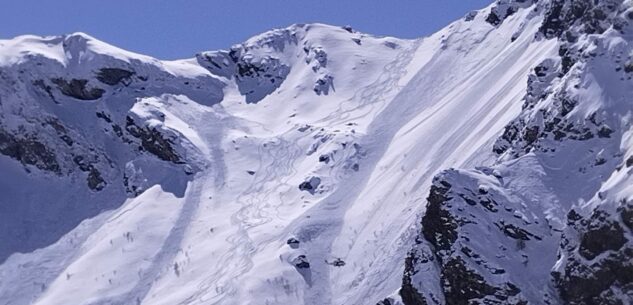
[{"left": 0, "top": 1, "right": 493, "bottom": 60}]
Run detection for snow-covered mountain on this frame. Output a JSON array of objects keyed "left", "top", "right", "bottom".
[{"left": 0, "top": 0, "right": 631, "bottom": 304}]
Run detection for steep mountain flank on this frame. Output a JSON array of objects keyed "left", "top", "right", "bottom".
[{"left": 397, "top": 1, "right": 633, "bottom": 304}]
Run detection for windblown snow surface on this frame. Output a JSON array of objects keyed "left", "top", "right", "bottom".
[{"left": 1, "top": 1, "right": 632, "bottom": 305}]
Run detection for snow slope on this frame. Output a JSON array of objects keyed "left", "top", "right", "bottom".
[
  {"left": 397, "top": 1, "right": 633, "bottom": 304},
  {"left": 0, "top": 1, "right": 631, "bottom": 305}
]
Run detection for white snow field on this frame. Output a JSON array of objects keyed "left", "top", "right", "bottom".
[{"left": 1, "top": 0, "right": 632, "bottom": 304}]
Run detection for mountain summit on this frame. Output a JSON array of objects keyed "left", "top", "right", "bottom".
[{"left": 1, "top": 1, "right": 632, "bottom": 305}]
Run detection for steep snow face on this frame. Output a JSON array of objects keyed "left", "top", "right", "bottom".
[
  {"left": 0, "top": 2, "right": 631, "bottom": 305},
  {"left": 396, "top": 0, "right": 633, "bottom": 304}
]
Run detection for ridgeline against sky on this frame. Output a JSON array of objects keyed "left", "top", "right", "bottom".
[{"left": 0, "top": 0, "right": 491, "bottom": 59}]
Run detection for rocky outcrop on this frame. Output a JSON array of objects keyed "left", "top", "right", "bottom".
[
  {"left": 299, "top": 176, "right": 321, "bottom": 194},
  {"left": 304, "top": 45, "right": 334, "bottom": 95},
  {"left": 125, "top": 116, "right": 182, "bottom": 164},
  {"left": 197, "top": 49, "right": 290, "bottom": 103},
  {"left": 400, "top": 251, "right": 430, "bottom": 305},
  {"left": 0, "top": 129, "right": 60, "bottom": 173},
  {"left": 96, "top": 68, "right": 135, "bottom": 86},
  {"left": 539, "top": 0, "right": 628, "bottom": 39},
  {"left": 553, "top": 204, "right": 633, "bottom": 304},
  {"left": 0, "top": 120, "right": 111, "bottom": 198},
  {"left": 493, "top": 0, "right": 631, "bottom": 159},
  {"left": 51, "top": 78, "right": 105, "bottom": 100},
  {"left": 196, "top": 27, "right": 299, "bottom": 103},
  {"left": 313, "top": 74, "right": 334, "bottom": 95},
  {"left": 486, "top": 0, "right": 536, "bottom": 26},
  {"left": 73, "top": 155, "right": 106, "bottom": 191},
  {"left": 577, "top": 211, "right": 627, "bottom": 260},
  {"left": 197, "top": 24, "right": 343, "bottom": 103},
  {"left": 287, "top": 237, "right": 301, "bottom": 249},
  {"left": 401, "top": 170, "right": 549, "bottom": 304},
  {"left": 235, "top": 55, "right": 290, "bottom": 103},
  {"left": 292, "top": 255, "right": 310, "bottom": 269}
]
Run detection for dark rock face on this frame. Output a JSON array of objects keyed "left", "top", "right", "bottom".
[
  {"left": 441, "top": 257, "right": 500, "bottom": 305},
  {"left": 329, "top": 258, "right": 346, "bottom": 267},
  {"left": 539, "top": 0, "right": 626, "bottom": 39},
  {"left": 287, "top": 237, "right": 300, "bottom": 249},
  {"left": 96, "top": 68, "right": 135, "bottom": 86},
  {"left": 0, "top": 129, "right": 60, "bottom": 173},
  {"left": 486, "top": 10, "right": 503, "bottom": 26},
  {"left": 318, "top": 154, "right": 330, "bottom": 163},
  {"left": 494, "top": 70, "right": 614, "bottom": 157},
  {"left": 0, "top": 123, "right": 106, "bottom": 191},
  {"left": 578, "top": 211, "right": 626, "bottom": 260},
  {"left": 234, "top": 56, "right": 291, "bottom": 103},
  {"left": 400, "top": 252, "right": 429, "bottom": 305},
  {"left": 401, "top": 171, "right": 539, "bottom": 304},
  {"left": 51, "top": 78, "right": 105, "bottom": 100},
  {"left": 197, "top": 38, "right": 293, "bottom": 104},
  {"left": 125, "top": 116, "right": 182, "bottom": 164},
  {"left": 313, "top": 75, "right": 334, "bottom": 95},
  {"left": 292, "top": 255, "right": 310, "bottom": 269},
  {"left": 195, "top": 51, "right": 235, "bottom": 79},
  {"left": 555, "top": 256, "right": 633, "bottom": 305},
  {"left": 485, "top": 0, "right": 535, "bottom": 26},
  {"left": 492, "top": 0, "right": 629, "bottom": 158},
  {"left": 32, "top": 79, "right": 58, "bottom": 103},
  {"left": 73, "top": 155, "right": 106, "bottom": 191},
  {"left": 87, "top": 167, "right": 106, "bottom": 191},
  {"left": 376, "top": 298, "right": 393, "bottom": 305},
  {"left": 299, "top": 176, "right": 321, "bottom": 194},
  {"left": 554, "top": 204, "right": 633, "bottom": 304},
  {"left": 46, "top": 119, "right": 74, "bottom": 146},
  {"left": 198, "top": 26, "right": 342, "bottom": 103},
  {"left": 421, "top": 183, "right": 456, "bottom": 252},
  {"left": 621, "top": 203, "right": 633, "bottom": 230}
]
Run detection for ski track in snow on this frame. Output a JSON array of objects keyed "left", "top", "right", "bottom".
[
  {"left": 199, "top": 137, "right": 304, "bottom": 305},
  {"left": 169, "top": 32, "right": 425, "bottom": 305},
  {"left": 316, "top": 38, "right": 422, "bottom": 127},
  {"left": 297, "top": 37, "right": 424, "bottom": 305},
  {"left": 106, "top": 177, "right": 204, "bottom": 305},
  {"left": 99, "top": 108, "right": 229, "bottom": 305},
  {"left": 164, "top": 35, "right": 424, "bottom": 305}
]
